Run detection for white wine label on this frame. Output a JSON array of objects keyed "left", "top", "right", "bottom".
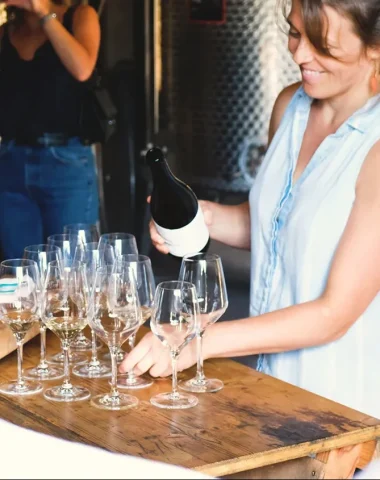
[{"left": 155, "top": 206, "right": 209, "bottom": 257}]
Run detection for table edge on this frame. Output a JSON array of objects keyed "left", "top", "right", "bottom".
[{"left": 195, "top": 425, "right": 380, "bottom": 477}]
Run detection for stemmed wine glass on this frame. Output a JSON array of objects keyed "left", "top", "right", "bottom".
[
  {"left": 89, "top": 264, "right": 141, "bottom": 410},
  {"left": 98, "top": 233, "right": 138, "bottom": 363},
  {"left": 42, "top": 261, "right": 91, "bottom": 402},
  {"left": 150, "top": 281, "right": 199, "bottom": 409},
  {"left": 23, "top": 244, "right": 64, "bottom": 381},
  {"left": 116, "top": 254, "right": 155, "bottom": 389},
  {"left": 63, "top": 224, "right": 100, "bottom": 351},
  {"left": 178, "top": 253, "right": 228, "bottom": 393},
  {"left": 46, "top": 234, "right": 87, "bottom": 364},
  {"left": 72, "top": 243, "right": 115, "bottom": 378},
  {"left": 0, "top": 259, "right": 42, "bottom": 395},
  {"left": 63, "top": 223, "right": 100, "bottom": 244},
  {"left": 98, "top": 233, "right": 138, "bottom": 259}
]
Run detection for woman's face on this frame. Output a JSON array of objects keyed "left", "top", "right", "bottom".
[{"left": 287, "top": 0, "right": 378, "bottom": 99}]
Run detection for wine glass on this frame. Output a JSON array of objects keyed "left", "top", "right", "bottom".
[
  {"left": 178, "top": 253, "right": 228, "bottom": 393},
  {"left": 0, "top": 259, "right": 42, "bottom": 395},
  {"left": 47, "top": 234, "right": 89, "bottom": 360},
  {"left": 42, "top": 261, "right": 91, "bottom": 402},
  {"left": 98, "top": 233, "right": 138, "bottom": 362},
  {"left": 98, "top": 233, "right": 138, "bottom": 260},
  {"left": 50, "top": 232, "right": 92, "bottom": 351},
  {"left": 23, "top": 245, "right": 64, "bottom": 381},
  {"left": 72, "top": 243, "right": 115, "bottom": 379},
  {"left": 89, "top": 264, "right": 141, "bottom": 410},
  {"left": 150, "top": 281, "right": 199, "bottom": 410},
  {"left": 63, "top": 223, "right": 100, "bottom": 245},
  {"left": 116, "top": 255, "right": 155, "bottom": 389}
]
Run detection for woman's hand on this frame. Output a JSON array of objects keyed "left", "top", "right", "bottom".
[
  {"left": 5, "top": 0, "right": 51, "bottom": 18},
  {"left": 148, "top": 197, "right": 214, "bottom": 255},
  {"left": 119, "top": 331, "right": 198, "bottom": 377}
]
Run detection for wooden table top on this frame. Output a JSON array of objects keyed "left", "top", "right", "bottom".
[{"left": 0, "top": 329, "right": 379, "bottom": 478}]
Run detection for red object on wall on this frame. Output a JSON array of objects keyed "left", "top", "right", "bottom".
[{"left": 189, "top": 0, "right": 226, "bottom": 25}]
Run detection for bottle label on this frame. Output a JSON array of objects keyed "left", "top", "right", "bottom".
[{"left": 154, "top": 206, "right": 209, "bottom": 257}]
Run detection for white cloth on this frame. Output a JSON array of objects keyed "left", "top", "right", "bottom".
[{"left": 0, "top": 419, "right": 211, "bottom": 479}]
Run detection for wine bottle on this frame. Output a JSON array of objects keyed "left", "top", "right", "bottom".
[{"left": 146, "top": 147, "right": 210, "bottom": 258}]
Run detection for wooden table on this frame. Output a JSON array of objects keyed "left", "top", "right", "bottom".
[{"left": 0, "top": 330, "right": 379, "bottom": 479}]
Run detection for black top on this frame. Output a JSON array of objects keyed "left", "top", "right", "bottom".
[{"left": 0, "top": 7, "right": 86, "bottom": 138}]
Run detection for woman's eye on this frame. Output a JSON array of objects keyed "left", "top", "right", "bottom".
[{"left": 288, "top": 29, "right": 301, "bottom": 38}]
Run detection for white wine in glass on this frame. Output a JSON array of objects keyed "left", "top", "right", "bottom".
[
  {"left": 0, "top": 259, "right": 42, "bottom": 396},
  {"left": 23, "top": 244, "right": 64, "bottom": 381},
  {"left": 42, "top": 261, "right": 91, "bottom": 402}
]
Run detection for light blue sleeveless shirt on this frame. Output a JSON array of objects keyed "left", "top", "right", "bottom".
[{"left": 249, "top": 86, "right": 380, "bottom": 418}]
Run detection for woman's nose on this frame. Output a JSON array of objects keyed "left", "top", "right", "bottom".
[{"left": 292, "top": 37, "right": 315, "bottom": 66}]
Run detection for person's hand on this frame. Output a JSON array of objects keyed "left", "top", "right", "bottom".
[
  {"left": 148, "top": 197, "right": 214, "bottom": 255},
  {"left": 119, "top": 331, "right": 198, "bottom": 377},
  {"left": 5, "top": 0, "right": 51, "bottom": 18}
]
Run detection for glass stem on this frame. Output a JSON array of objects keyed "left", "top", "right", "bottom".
[
  {"left": 62, "top": 341, "right": 72, "bottom": 389},
  {"left": 90, "top": 329, "right": 99, "bottom": 365},
  {"left": 127, "top": 333, "right": 137, "bottom": 381},
  {"left": 195, "top": 332, "right": 206, "bottom": 384},
  {"left": 110, "top": 345, "right": 119, "bottom": 398},
  {"left": 39, "top": 324, "right": 48, "bottom": 368},
  {"left": 171, "top": 351, "right": 180, "bottom": 399},
  {"left": 16, "top": 341, "right": 25, "bottom": 388}
]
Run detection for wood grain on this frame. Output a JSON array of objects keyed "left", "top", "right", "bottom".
[{"left": 0, "top": 328, "right": 379, "bottom": 478}]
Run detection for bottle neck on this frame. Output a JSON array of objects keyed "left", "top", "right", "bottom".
[{"left": 149, "top": 160, "right": 175, "bottom": 182}]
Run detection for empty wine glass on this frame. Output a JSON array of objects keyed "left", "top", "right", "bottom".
[
  {"left": 72, "top": 243, "right": 115, "bottom": 379},
  {"left": 98, "top": 233, "right": 138, "bottom": 362},
  {"left": 23, "top": 244, "right": 64, "bottom": 381},
  {"left": 42, "top": 261, "right": 91, "bottom": 402},
  {"left": 63, "top": 223, "right": 100, "bottom": 244},
  {"left": 116, "top": 255, "right": 155, "bottom": 389},
  {"left": 178, "top": 254, "right": 228, "bottom": 393},
  {"left": 89, "top": 264, "right": 141, "bottom": 410},
  {"left": 98, "top": 233, "right": 138, "bottom": 259},
  {"left": 150, "top": 281, "right": 199, "bottom": 410},
  {"left": 0, "top": 259, "right": 42, "bottom": 395}
]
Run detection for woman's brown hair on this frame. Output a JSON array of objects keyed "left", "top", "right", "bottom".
[{"left": 281, "top": 0, "right": 380, "bottom": 57}]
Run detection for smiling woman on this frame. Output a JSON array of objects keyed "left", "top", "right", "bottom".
[{"left": 122, "top": 0, "right": 380, "bottom": 419}]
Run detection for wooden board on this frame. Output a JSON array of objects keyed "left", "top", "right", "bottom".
[{"left": 0, "top": 330, "right": 379, "bottom": 478}]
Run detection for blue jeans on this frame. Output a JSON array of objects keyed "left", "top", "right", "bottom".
[{"left": 0, "top": 137, "right": 99, "bottom": 259}]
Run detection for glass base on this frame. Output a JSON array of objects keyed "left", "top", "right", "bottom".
[
  {"left": 116, "top": 374, "right": 153, "bottom": 390},
  {"left": 47, "top": 351, "right": 87, "bottom": 365},
  {"left": 70, "top": 335, "right": 100, "bottom": 352},
  {"left": 73, "top": 361, "right": 112, "bottom": 378},
  {"left": 0, "top": 380, "right": 43, "bottom": 396},
  {"left": 44, "top": 384, "right": 91, "bottom": 402},
  {"left": 24, "top": 364, "right": 64, "bottom": 381},
  {"left": 91, "top": 392, "right": 139, "bottom": 411},
  {"left": 179, "top": 377, "right": 224, "bottom": 393},
  {"left": 150, "top": 391, "right": 198, "bottom": 410}
]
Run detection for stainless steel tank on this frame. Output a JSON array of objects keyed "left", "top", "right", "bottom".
[{"left": 157, "top": 0, "right": 300, "bottom": 192}]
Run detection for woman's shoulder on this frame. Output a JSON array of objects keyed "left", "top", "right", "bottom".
[{"left": 268, "top": 82, "right": 303, "bottom": 145}]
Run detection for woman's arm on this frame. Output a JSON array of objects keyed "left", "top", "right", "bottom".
[
  {"left": 205, "top": 139, "right": 380, "bottom": 359},
  {"left": 6, "top": 0, "right": 101, "bottom": 81},
  {"left": 121, "top": 139, "right": 380, "bottom": 377},
  {"left": 40, "top": 4, "right": 100, "bottom": 81}
]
